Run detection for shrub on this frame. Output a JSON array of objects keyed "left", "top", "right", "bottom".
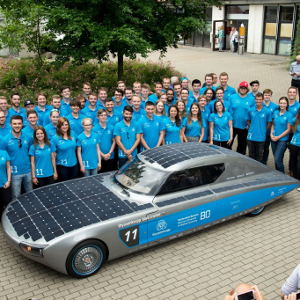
[{"left": 0, "top": 58, "right": 184, "bottom": 104}]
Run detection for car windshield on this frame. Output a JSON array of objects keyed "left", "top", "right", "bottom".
[{"left": 114, "top": 157, "right": 168, "bottom": 195}]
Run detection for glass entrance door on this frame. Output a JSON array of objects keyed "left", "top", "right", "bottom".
[{"left": 213, "top": 20, "right": 226, "bottom": 51}]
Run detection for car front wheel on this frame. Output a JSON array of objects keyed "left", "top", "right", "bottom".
[
  {"left": 247, "top": 206, "right": 265, "bottom": 217},
  {"left": 66, "top": 240, "right": 106, "bottom": 278}
]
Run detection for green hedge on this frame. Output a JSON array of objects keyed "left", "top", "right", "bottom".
[{"left": 0, "top": 58, "right": 184, "bottom": 103}]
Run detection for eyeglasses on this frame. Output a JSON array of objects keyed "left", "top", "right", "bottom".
[
  {"left": 114, "top": 94, "right": 122, "bottom": 97},
  {"left": 51, "top": 109, "right": 59, "bottom": 112},
  {"left": 83, "top": 124, "right": 92, "bottom": 127},
  {"left": 127, "top": 132, "right": 129, "bottom": 139},
  {"left": 0, "top": 116, "right": 5, "bottom": 119},
  {"left": 18, "top": 139, "right": 22, "bottom": 148}
]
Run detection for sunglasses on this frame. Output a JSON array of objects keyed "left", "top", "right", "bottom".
[{"left": 18, "top": 139, "right": 22, "bottom": 148}]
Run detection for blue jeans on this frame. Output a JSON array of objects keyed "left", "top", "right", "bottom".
[
  {"left": 11, "top": 172, "right": 33, "bottom": 200},
  {"left": 262, "top": 135, "right": 271, "bottom": 165},
  {"left": 219, "top": 38, "right": 223, "bottom": 50},
  {"left": 271, "top": 140, "right": 288, "bottom": 173},
  {"left": 83, "top": 168, "right": 98, "bottom": 177}
]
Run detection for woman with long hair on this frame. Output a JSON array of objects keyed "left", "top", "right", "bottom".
[
  {"left": 77, "top": 117, "right": 101, "bottom": 177},
  {"left": 154, "top": 100, "right": 167, "bottom": 120},
  {"left": 209, "top": 100, "right": 233, "bottom": 149},
  {"left": 51, "top": 117, "right": 78, "bottom": 182},
  {"left": 44, "top": 109, "right": 60, "bottom": 140},
  {"left": 181, "top": 103, "right": 205, "bottom": 143},
  {"left": 29, "top": 126, "right": 57, "bottom": 188},
  {"left": 204, "top": 88, "right": 215, "bottom": 104},
  {"left": 163, "top": 105, "right": 183, "bottom": 144},
  {"left": 175, "top": 100, "right": 187, "bottom": 120},
  {"left": 158, "top": 92, "right": 167, "bottom": 104},
  {"left": 270, "top": 97, "right": 292, "bottom": 173},
  {"left": 289, "top": 108, "right": 300, "bottom": 180}
]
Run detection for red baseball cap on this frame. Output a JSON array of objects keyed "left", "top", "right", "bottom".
[{"left": 239, "top": 81, "right": 248, "bottom": 88}]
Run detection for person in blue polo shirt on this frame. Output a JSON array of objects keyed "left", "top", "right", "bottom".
[
  {"left": 22, "top": 110, "right": 39, "bottom": 138},
  {"left": 198, "top": 95, "right": 210, "bottom": 143},
  {"left": 188, "top": 79, "right": 201, "bottom": 103},
  {"left": 246, "top": 93, "right": 272, "bottom": 163},
  {"left": 114, "top": 105, "right": 142, "bottom": 168},
  {"left": 181, "top": 77, "right": 193, "bottom": 98},
  {"left": 248, "top": 80, "right": 261, "bottom": 102},
  {"left": 45, "top": 109, "right": 60, "bottom": 140},
  {"left": 176, "top": 100, "right": 187, "bottom": 120},
  {"left": 154, "top": 100, "right": 167, "bottom": 120},
  {"left": 97, "top": 87, "right": 108, "bottom": 109},
  {"left": 113, "top": 89, "right": 125, "bottom": 115},
  {"left": 92, "top": 109, "right": 116, "bottom": 173},
  {"left": 209, "top": 87, "right": 233, "bottom": 115},
  {"left": 270, "top": 97, "right": 292, "bottom": 173},
  {"left": 141, "top": 84, "right": 150, "bottom": 109},
  {"left": 289, "top": 108, "right": 300, "bottom": 180},
  {"left": 0, "top": 146, "right": 11, "bottom": 216},
  {"left": 229, "top": 81, "right": 255, "bottom": 155},
  {"left": 0, "top": 115, "right": 33, "bottom": 200},
  {"left": 139, "top": 101, "right": 165, "bottom": 152},
  {"left": 34, "top": 92, "right": 52, "bottom": 126},
  {"left": 0, "top": 96, "right": 10, "bottom": 125},
  {"left": 66, "top": 99, "right": 84, "bottom": 135},
  {"left": 43, "top": 95, "right": 61, "bottom": 126},
  {"left": 209, "top": 100, "right": 233, "bottom": 149},
  {"left": 180, "top": 88, "right": 193, "bottom": 113},
  {"left": 132, "top": 94, "right": 145, "bottom": 122},
  {"left": 0, "top": 111, "right": 11, "bottom": 137},
  {"left": 81, "top": 92, "right": 98, "bottom": 124},
  {"left": 165, "top": 88, "right": 176, "bottom": 114},
  {"left": 181, "top": 103, "right": 205, "bottom": 143},
  {"left": 77, "top": 118, "right": 101, "bottom": 177},
  {"left": 29, "top": 126, "right": 57, "bottom": 188},
  {"left": 7, "top": 93, "right": 26, "bottom": 121},
  {"left": 148, "top": 82, "right": 163, "bottom": 104},
  {"left": 51, "top": 117, "right": 78, "bottom": 182},
  {"left": 218, "top": 72, "right": 236, "bottom": 101},
  {"left": 163, "top": 105, "right": 183, "bottom": 145},
  {"left": 60, "top": 86, "right": 72, "bottom": 117},
  {"left": 200, "top": 74, "right": 217, "bottom": 96},
  {"left": 105, "top": 98, "right": 123, "bottom": 126}
]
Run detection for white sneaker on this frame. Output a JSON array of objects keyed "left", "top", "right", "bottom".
[{"left": 298, "top": 188, "right": 300, "bottom": 192}]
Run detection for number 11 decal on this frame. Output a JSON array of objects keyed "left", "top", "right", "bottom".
[{"left": 119, "top": 225, "right": 139, "bottom": 247}]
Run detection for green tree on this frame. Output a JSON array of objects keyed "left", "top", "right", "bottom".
[
  {"left": 291, "top": 7, "right": 300, "bottom": 62},
  {"left": 0, "top": 3, "right": 57, "bottom": 66}
]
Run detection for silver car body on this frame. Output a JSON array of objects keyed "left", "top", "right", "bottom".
[{"left": 2, "top": 143, "right": 299, "bottom": 276}]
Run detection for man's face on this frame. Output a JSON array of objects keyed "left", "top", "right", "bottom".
[
  {"left": 180, "top": 90, "right": 189, "bottom": 101},
  {"left": 288, "top": 89, "right": 297, "bottom": 101},
  {"left": 239, "top": 87, "right": 248, "bottom": 96},
  {"left": 37, "top": 96, "right": 47, "bottom": 107},
  {"left": 52, "top": 99, "right": 61, "bottom": 109},
  {"left": 212, "top": 75, "right": 218, "bottom": 84},
  {"left": 25, "top": 104, "right": 35, "bottom": 111},
  {"left": 83, "top": 84, "right": 91, "bottom": 95},
  {"left": 125, "top": 90, "right": 133, "bottom": 101},
  {"left": 174, "top": 85, "right": 182, "bottom": 96},
  {"left": 255, "top": 96, "right": 263, "bottom": 106},
  {"left": 205, "top": 76, "right": 213, "bottom": 86},
  {"left": 251, "top": 83, "right": 259, "bottom": 93},
  {"left": 263, "top": 93, "right": 272, "bottom": 102},
  {"left": 166, "top": 90, "right": 174, "bottom": 102},
  {"left": 133, "top": 84, "right": 141, "bottom": 94},
  {"left": 114, "top": 92, "right": 122, "bottom": 103},
  {"left": 11, "top": 119, "right": 23, "bottom": 133},
  {"left": 79, "top": 99, "right": 86, "bottom": 109},
  {"left": 98, "top": 112, "right": 107, "bottom": 123},
  {"left": 216, "top": 90, "right": 224, "bottom": 100},
  {"left": 145, "top": 105, "right": 154, "bottom": 118},
  {"left": 88, "top": 95, "right": 97, "bottom": 106},
  {"left": 118, "top": 83, "right": 125, "bottom": 91},
  {"left": 0, "top": 100, "right": 8, "bottom": 111},
  {"left": 61, "top": 88, "right": 71, "bottom": 99},
  {"left": 192, "top": 83, "right": 201, "bottom": 93},
  {"left": 71, "top": 105, "right": 80, "bottom": 113},
  {"left": 219, "top": 76, "right": 228, "bottom": 86},
  {"left": 27, "top": 113, "right": 38, "bottom": 126},
  {"left": 199, "top": 98, "right": 207, "bottom": 108},
  {"left": 181, "top": 79, "right": 189, "bottom": 89},
  {"left": 11, "top": 95, "right": 20, "bottom": 107},
  {"left": 141, "top": 88, "right": 149, "bottom": 98},
  {"left": 132, "top": 96, "right": 141, "bottom": 110},
  {"left": 105, "top": 101, "right": 114, "bottom": 112},
  {"left": 98, "top": 91, "right": 107, "bottom": 101},
  {"left": 0, "top": 112, "right": 5, "bottom": 125},
  {"left": 154, "top": 84, "right": 163, "bottom": 94},
  {"left": 163, "top": 79, "right": 171, "bottom": 89},
  {"left": 123, "top": 111, "right": 132, "bottom": 123}
]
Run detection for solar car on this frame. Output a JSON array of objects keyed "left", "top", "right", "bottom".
[{"left": 2, "top": 143, "right": 299, "bottom": 278}]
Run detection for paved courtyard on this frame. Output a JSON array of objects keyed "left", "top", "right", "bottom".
[{"left": 1, "top": 47, "right": 299, "bottom": 300}]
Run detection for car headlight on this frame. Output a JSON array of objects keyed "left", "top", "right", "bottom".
[{"left": 19, "top": 242, "right": 48, "bottom": 258}]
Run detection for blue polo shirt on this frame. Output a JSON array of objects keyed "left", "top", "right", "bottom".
[
  {"left": 7, "top": 107, "right": 26, "bottom": 119},
  {"left": 209, "top": 100, "right": 233, "bottom": 115},
  {"left": 201, "top": 107, "right": 210, "bottom": 141},
  {"left": 77, "top": 132, "right": 100, "bottom": 169},
  {"left": 51, "top": 132, "right": 77, "bottom": 167},
  {"left": 263, "top": 101, "right": 278, "bottom": 135},
  {"left": 81, "top": 106, "right": 98, "bottom": 124},
  {"left": 163, "top": 117, "right": 182, "bottom": 145},
  {"left": 66, "top": 113, "right": 84, "bottom": 135},
  {"left": 34, "top": 105, "right": 52, "bottom": 126},
  {"left": 148, "top": 94, "right": 158, "bottom": 104},
  {"left": 219, "top": 85, "right": 236, "bottom": 101},
  {"left": 182, "top": 118, "right": 206, "bottom": 138},
  {"left": 164, "top": 102, "right": 176, "bottom": 115},
  {"left": 96, "top": 100, "right": 106, "bottom": 110},
  {"left": 132, "top": 108, "right": 145, "bottom": 122},
  {"left": 44, "top": 123, "right": 57, "bottom": 140},
  {"left": 248, "top": 91, "right": 262, "bottom": 102},
  {"left": 92, "top": 123, "right": 115, "bottom": 159},
  {"left": 138, "top": 115, "right": 165, "bottom": 151},
  {"left": 0, "top": 150, "right": 10, "bottom": 187},
  {"left": 246, "top": 106, "right": 272, "bottom": 142},
  {"left": 43, "top": 109, "right": 61, "bottom": 126},
  {"left": 22, "top": 125, "right": 35, "bottom": 139},
  {"left": 114, "top": 103, "right": 126, "bottom": 115},
  {"left": 60, "top": 100, "right": 72, "bottom": 117},
  {"left": 229, "top": 94, "right": 255, "bottom": 129},
  {"left": 291, "top": 118, "right": 300, "bottom": 147},
  {"left": 209, "top": 112, "right": 232, "bottom": 142},
  {"left": 140, "top": 100, "right": 148, "bottom": 110},
  {"left": 29, "top": 143, "right": 56, "bottom": 178},
  {"left": 289, "top": 101, "right": 300, "bottom": 118},
  {"left": 200, "top": 86, "right": 217, "bottom": 97},
  {"left": 113, "top": 120, "right": 142, "bottom": 158},
  {"left": 0, "top": 124, "right": 11, "bottom": 137},
  {"left": 106, "top": 112, "right": 123, "bottom": 127},
  {"left": 272, "top": 110, "right": 292, "bottom": 142},
  {"left": 188, "top": 93, "right": 200, "bottom": 103},
  {"left": 0, "top": 132, "right": 32, "bottom": 174}
]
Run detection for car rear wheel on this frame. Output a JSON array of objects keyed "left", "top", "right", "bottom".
[
  {"left": 66, "top": 240, "right": 106, "bottom": 278},
  {"left": 247, "top": 206, "right": 265, "bottom": 217}
]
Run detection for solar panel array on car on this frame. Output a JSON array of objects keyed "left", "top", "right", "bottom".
[
  {"left": 5, "top": 175, "right": 153, "bottom": 242},
  {"left": 140, "top": 143, "right": 220, "bottom": 169}
]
